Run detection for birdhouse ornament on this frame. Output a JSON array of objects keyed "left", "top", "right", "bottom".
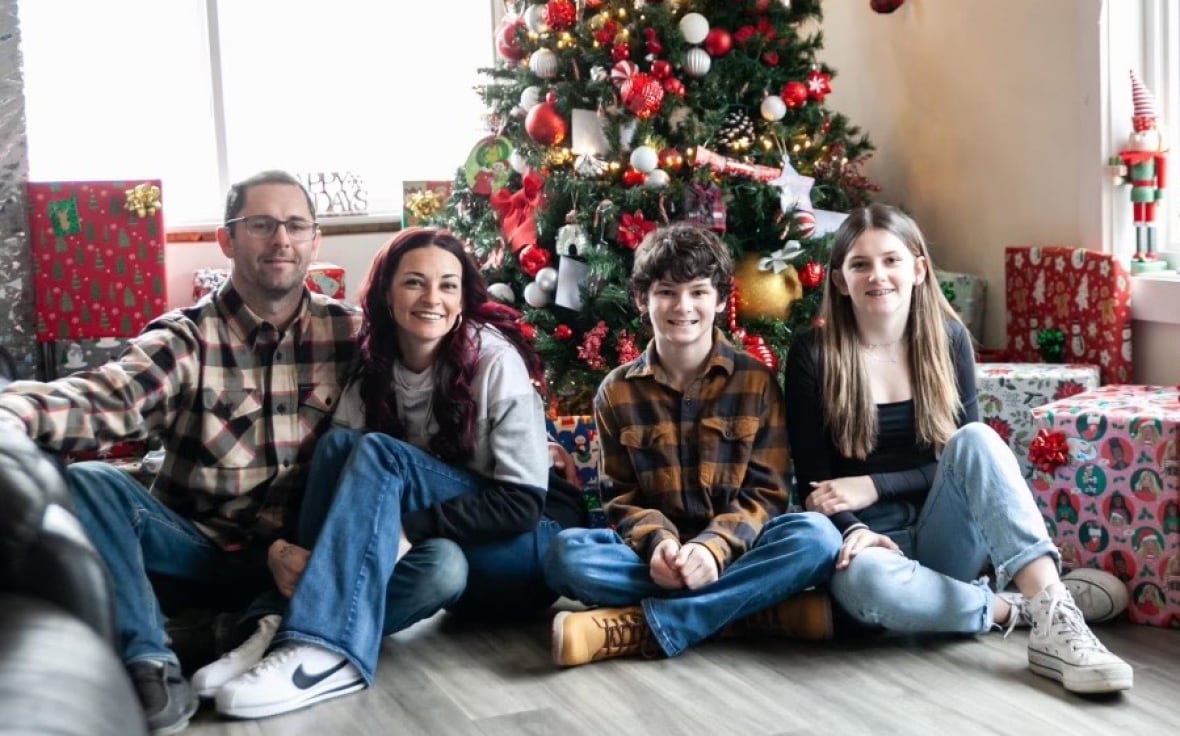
[{"left": 1110, "top": 70, "right": 1169, "bottom": 272}]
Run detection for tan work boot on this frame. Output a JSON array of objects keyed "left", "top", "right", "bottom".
[
  {"left": 552, "top": 606, "right": 656, "bottom": 667},
  {"left": 722, "top": 589, "right": 834, "bottom": 641}
]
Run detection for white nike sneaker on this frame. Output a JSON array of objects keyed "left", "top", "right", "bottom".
[
  {"left": 214, "top": 643, "right": 366, "bottom": 719},
  {"left": 191, "top": 614, "right": 281, "bottom": 698}
]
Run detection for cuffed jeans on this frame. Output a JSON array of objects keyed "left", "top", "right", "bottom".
[
  {"left": 543, "top": 511, "right": 841, "bottom": 657},
  {"left": 68, "top": 461, "right": 274, "bottom": 665},
  {"left": 275, "top": 428, "right": 559, "bottom": 684},
  {"left": 830, "top": 422, "right": 1060, "bottom": 634}
]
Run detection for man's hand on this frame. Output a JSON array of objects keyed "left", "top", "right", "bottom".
[
  {"left": 806, "top": 476, "right": 879, "bottom": 516},
  {"left": 267, "top": 539, "right": 310, "bottom": 598},
  {"left": 650, "top": 538, "right": 684, "bottom": 589},
  {"left": 674, "top": 542, "right": 719, "bottom": 590},
  {"left": 836, "top": 528, "right": 900, "bottom": 570}
]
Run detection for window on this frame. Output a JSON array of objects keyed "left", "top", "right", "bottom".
[
  {"left": 1146, "top": 0, "right": 1179, "bottom": 256},
  {"left": 21, "top": 1, "right": 495, "bottom": 228}
]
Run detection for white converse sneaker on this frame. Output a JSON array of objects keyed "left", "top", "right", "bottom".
[
  {"left": 999, "top": 569, "right": 1127, "bottom": 634},
  {"left": 214, "top": 643, "right": 366, "bottom": 719},
  {"left": 1027, "top": 583, "right": 1133, "bottom": 693},
  {"left": 191, "top": 614, "right": 281, "bottom": 698}
]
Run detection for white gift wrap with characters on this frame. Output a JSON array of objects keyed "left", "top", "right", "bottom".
[
  {"left": 976, "top": 363, "right": 1101, "bottom": 481},
  {"left": 936, "top": 270, "right": 987, "bottom": 342},
  {"left": 1029, "top": 386, "right": 1180, "bottom": 627}
]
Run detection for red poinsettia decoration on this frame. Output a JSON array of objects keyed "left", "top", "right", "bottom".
[
  {"left": 985, "top": 417, "right": 1012, "bottom": 444},
  {"left": 518, "top": 244, "right": 552, "bottom": 278},
  {"left": 553, "top": 324, "right": 573, "bottom": 340},
  {"left": 545, "top": 0, "right": 577, "bottom": 31},
  {"left": 1055, "top": 381, "right": 1087, "bottom": 400},
  {"left": 1029, "top": 429, "right": 1070, "bottom": 474},
  {"left": 617, "top": 210, "right": 657, "bottom": 249}
]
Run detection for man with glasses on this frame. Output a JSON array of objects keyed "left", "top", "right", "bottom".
[{"left": 0, "top": 170, "right": 360, "bottom": 734}]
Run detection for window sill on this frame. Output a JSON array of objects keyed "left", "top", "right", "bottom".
[
  {"left": 1131, "top": 270, "right": 1180, "bottom": 324},
  {"left": 165, "top": 213, "right": 403, "bottom": 242}
]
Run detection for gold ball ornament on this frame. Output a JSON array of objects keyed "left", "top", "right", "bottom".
[{"left": 734, "top": 253, "right": 803, "bottom": 321}]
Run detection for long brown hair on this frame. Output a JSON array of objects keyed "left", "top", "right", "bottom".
[
  {"left": 355, "top": 227, "right": 545, "bottom": 463},
  {"left": 818, "top": 204, "right": 962, "bottom": 459}
]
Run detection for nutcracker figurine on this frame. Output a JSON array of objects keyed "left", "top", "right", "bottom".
[{"left": 1112, "top": 70, "right": 1168, "bottom": 273}]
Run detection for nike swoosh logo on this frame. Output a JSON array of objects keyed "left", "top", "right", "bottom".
[{"left": 291, "top": 660, "right": 349, "bottom": 690}]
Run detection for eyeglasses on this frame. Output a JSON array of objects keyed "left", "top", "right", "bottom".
[{"left": 226, "top": 215, "right": 319, "bottom": 243}]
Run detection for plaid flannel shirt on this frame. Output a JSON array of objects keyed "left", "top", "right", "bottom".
[
  {"left": 594, "top": 330, "right": 790, "bottom": 571},
  {"left": 0, "top": 283, "right": 360, "bottom": 549}
]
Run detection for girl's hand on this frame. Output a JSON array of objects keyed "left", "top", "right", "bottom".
[
  {"left": 836, "top": 528, "right": 900, "bottom": 570},
  {"left": 806, "top": 476, "right": 879, "bottom": 515}
]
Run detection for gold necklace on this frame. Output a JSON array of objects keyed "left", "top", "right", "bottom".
[{"left": 860, "top": 339, "right": 905, "bottom": 364}]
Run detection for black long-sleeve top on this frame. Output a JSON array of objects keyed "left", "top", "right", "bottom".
[{"left": 784, "top": 321, "right": 978, "bottom": 534}]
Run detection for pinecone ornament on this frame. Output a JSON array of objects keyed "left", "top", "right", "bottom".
[{"left": 717, "top": 110, "right": 755, "bottom": 154}]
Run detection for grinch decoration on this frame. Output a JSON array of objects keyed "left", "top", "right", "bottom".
[{"left": 436, "top": 0, "right": 877, "bottom": 413}]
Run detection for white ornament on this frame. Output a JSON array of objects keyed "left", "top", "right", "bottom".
[
  {"left": 509, "top": 149, "right": 529, "bottom": 174},
  {"left": 760, "top": 95, "right": 787, "bottom": 122},
  {"left": 683, "top": 47, "right": 712, "bottom": 78},
  {"left": 535, "top": 266, "right": 559, "bottom": 293},
  {"left": 629, "top": 145, "right": 659, "bottom": 173},
  {"left": 643, "top": 169, "right": 670, "bottom": 189},
  {"left": 679, "top": 13, "right": 710, "bottom": 45},
  {"left": 520, "top": 85, "right": 543, "bottom": 111},
  {"left": 488, "top": 282, "right": 515, "bottom": 304},
  {"left": 590, "top": 66, "right": 608, "bottom": 83},
  {"left": 523, "top": 4, "right": 549, "bottom": 34},
  {"left": 529, "top": 49, "right": 559, "bottom": 79},
  {"left": 524, "top": 281, "right": 551, "bottom": 307}
]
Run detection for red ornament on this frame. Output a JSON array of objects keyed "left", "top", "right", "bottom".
[
  {"left": 798, "top": 261, "right": 825, "bottom": 289},
  {"left": 620, "top": 73, "right": 664, "bottom": 119},
  {"left": 612, "top": 43, "right": 631, "bottom": 62},
  {"left": 650, "top": 59, "right": 672, "bottom": 80},
  {"left": 525, "top": 93, "right": 567, "bottom": 145},
  {"left": 807, "top": 69, "right": 832, "bottom": 102},
  {"left": 782, "top": 80, "right": 809, "bottom": 109},
  {"left": 741, "top": 332, "right": 779, "bottom": 372},
  {"left": 495, "top": 16, "right": 525, "bottom": 61},
  {"left": 518, "top": 244, "right": 552, "bottom": 278},
  {"left": 871, "top": 0, "right": 905, "bottom": 13},
  {"left": 658, "top": 147, "right": 684, "bottom": 172},
  {"left": 747, "top": 0, "right": 773, "bottom": 13},
  {"left": 553, "top": 324, "right": 573, "bottom": 340},
  {"left": 622, "top": 168, "right": 646, "bottom": 188},
  {"left": 1028, "top": 429, "right": 1070, "bottom": 474},
  {"left": 545, "top": 0, "right": 577, "bottom": 31},
  {"left": 521, "top": 322, "right": 537, "bottom": 340},
  {"left": 812, "top": 316, "right": 827, "bottom": 329},
  {"left": 662, "top": 77, "right": 686, "bottom": 97},
  {"left": 704, "top": 28, "right": 733, "bottom": 57},
  {"left": 594, "top": 19, "right": 618, "bottom": 46},
  {"left": 761, "top": 51, "right": 780, "bottom": 67}
]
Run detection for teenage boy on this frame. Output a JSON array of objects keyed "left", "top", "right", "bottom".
[{"left": 543, "top": 223, "right": 842, "bottom": 666}]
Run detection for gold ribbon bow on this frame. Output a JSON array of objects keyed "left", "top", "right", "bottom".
[
  {"left": 406, "top": 188, "right": 445, "bottom": 221},
  {"left": 124, "top": 183, "right": 162, "bottom": 218}
]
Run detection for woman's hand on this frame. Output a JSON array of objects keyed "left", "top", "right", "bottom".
[
  {"left": 675, "top": 542, "right": 719, "bottom": 590},
  {"left": 548, "top": 442, "right": 582, "bottom": 488},
  {"left": 267, "top": 539, "right": 310, "bottom": 598},
  {"left": 806, "top": 476, "right": 879, "bottom": 515},
  {"left": 836, "top": 528, "right": 900, "bottom": 570},
  {"left": 650, "top": 538, "right": 684, "bottom": 590}
]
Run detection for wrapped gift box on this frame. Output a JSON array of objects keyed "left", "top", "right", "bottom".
[
  {"left": 547, "top": 415, "right": 606, "bottom": 527},
  {"left": 42, "top": 336, "right": 134, "bottom": 381},
  {"left": 28, "top": 180, "right": 168, "bottom": 340},
  {"left": 1029, "top": 386, "right": 1180, "bottom": 627},
  {"left": 306, "top": 262, "right": 346, "bottom": 300},
  {"left": 937, "top": 270, "right": 987, "bottom": 342},
  {"left": 1005, "top": 247, "right": 1132, "bottom": 384},
  {"left": 191, "top": 263, "right": 346, "bottom": 303},
  {"left": 976, "top": 363, "right": 1101, "bottom": 481}
]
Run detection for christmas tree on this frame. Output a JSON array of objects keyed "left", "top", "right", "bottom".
[{"left": 436, "top": 0, "right": 876, "bottom": 413}]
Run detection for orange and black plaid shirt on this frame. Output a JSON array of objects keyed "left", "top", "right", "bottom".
[
  {"left": 0, "top": 283, "right": 360, "bottom": 549},
  {"left": 595, "top": 329, "right": 790, "bottom": 571}
]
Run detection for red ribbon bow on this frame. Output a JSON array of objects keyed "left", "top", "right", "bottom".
[
  {"left": 489, "top": 171, "right": 545, "bottom": 253},
  {"left": 1028, "top": 429, "right": 1070, "bottom": 474}
]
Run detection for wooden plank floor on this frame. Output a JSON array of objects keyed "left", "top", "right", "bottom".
[{"left": 186, "top": 607, "right": 1180, "bottom": 736}]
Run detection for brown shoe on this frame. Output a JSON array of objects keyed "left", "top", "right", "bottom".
[
  {"left": 722, "top": 590, "right": 834, "bottom": 641},
  {"left": 552, "top": 606, "right": 655, "bottom": 666}
]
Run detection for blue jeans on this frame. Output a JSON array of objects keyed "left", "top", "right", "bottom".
[
  {"left": 830, "top": 422, "right": 1060, "bottom": 634},
  {"left": 543, "top": 511, "right": 841, "bottom": 657},
  {"left": 67, "top": 461, "right": 273, "bottom": 665},
  {"left": 275, "top": 428, "right": 559, "bottom": 683}
]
